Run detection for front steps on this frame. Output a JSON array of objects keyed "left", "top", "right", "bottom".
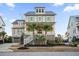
[{"left": 24, "top": 35, "right": 33, "bottom": 45}]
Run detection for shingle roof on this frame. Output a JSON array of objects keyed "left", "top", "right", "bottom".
[
  {"left": 24, "top": 11, "right": 56, "bottom": 16},
  {"left": 12, "top": 20, "right": 25, "bottom": 24},
  {"left": 45, "top": 11, "right": 56, "bottom": 15},
  {"left": 35, "top": 7, "right": 45, "bottom": 8},
  {"left": 25, "top": 11, "right": 35, "bottom": 15}
]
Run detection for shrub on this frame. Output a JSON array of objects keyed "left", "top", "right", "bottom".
[
  {"left": 34, "top": 35, "right": 46, "bottom": 41},
  {"left": 47, "top": 39, "right": 64, "bottom": 46},
  {"left": 33, "top": 35, "right": 46, "bottom": 45},
  {"left": 4, "top": 36, "right": 12, "bottom": 43},
  {"left": 72, "top": 39, "right": 79, "bottom": 45},
  {"left": 47, "top": 40, "right": 56, "bottom": 45}
]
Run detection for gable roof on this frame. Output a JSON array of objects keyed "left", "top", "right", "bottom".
[{"left": 0, "top": 16, "right": 5, "bottom": 26}]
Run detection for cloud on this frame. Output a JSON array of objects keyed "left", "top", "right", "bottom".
[
  {"left": 9, "top": 19, "right": 16, "bottom": 23},
  {"left": 53, "top": 3, "right": 64, "bottom": 6},
  {"left": 64, "top": 4, "right": 79, "bottom": 12},
  {"left": 5, "top": 3, "right": 15, "bottom": 8}
]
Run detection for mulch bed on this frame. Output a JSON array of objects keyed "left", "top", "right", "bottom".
[{"left": 9, "top": 45, "right": 79, "bottom": 52}]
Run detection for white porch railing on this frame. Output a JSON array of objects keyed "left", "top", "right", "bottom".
[{"left": 24, "top": 35, "right": 33, "bottom": 45}]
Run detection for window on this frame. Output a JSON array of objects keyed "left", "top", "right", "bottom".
[
  {"left": 47, "top": 17, "right": 50, "bottom": 20},
  {"left": 76, "top": 17, "right": 79, "bottom": 19},
  {"left": 13, "top": 29, "right": 16, "bottom": 34},
  {"left": 76, "top": 17, "right": 79, "bottom": 22},
  {"left": 30, "top": 17, "right": 33, "bottom": 21},
  {"left": 17, "top": 29, "right": 19, "bottom": 33},
  {"left": 20, "top": 22, "right": 22, "bottom": 26},
  {"left": 46, "top": 17, "right": 51, "bottom": 21},
  {"left": 38, "top": 17, "right": 42, "bottom": 21},
  {"left": 77, "top": 26, "right": 79, "bottom": 31},
  {"left": 42, "top": 9, "right": 44, "bottom": 13},
  {"left": 36, "top": 9, "right": 38, "bottom": 13},
  {"left": 0, "top": 27, "right": 2, "bottom": 31},
  {"left": 71, "top": 23, "right": 73, "bottom": 26},
  {"left": 18, "top": 21, "right": 21, "bottom": 26},
  {"left": 73, "top": 29, "right": 76, "bottom": 34},
  {"left": 39, "top": 9, "right": 41, "bottom": 13},
  {"left": 13, "top": 29, "right": 15, "bottom": 34}
]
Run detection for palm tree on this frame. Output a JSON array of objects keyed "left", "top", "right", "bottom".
[
  {"left": 43, "top": 24, "right": 49, "bottom": 36},
  {"left": 20, "top": 33, "right": 24, "bottom": 45},
  {"left": 43, "top": 24, "right": 53, "bottom": 44},
  {"left": 27, "top": 23, "right": 36, "bottom": 38},
  {"left": 35, "top": 23, "right": 43, "bottom": 34},
  {"left": 34, "top": 35, "right": 46, "bottom": 45},
  {"left": 0, "top": 31, "right": 6, "bottom": 43},
  {"left": 1, "top": 31, "right": 6, "bottom": 37}
]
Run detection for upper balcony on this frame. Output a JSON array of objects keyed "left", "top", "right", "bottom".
[
  {"left": 12, "top": 24, "right": 25, "bottom": 29},
  {"left": 25, "top": 16, "right": 55, "bottom": 23}
]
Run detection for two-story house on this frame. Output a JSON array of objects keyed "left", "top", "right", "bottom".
[
  {"left": 12, "top": 20, "right": 25, "bottom": 43},
  {"left": 0, "top": 16, "right": 5, "bottom": 43},
  {"left": 0, "top": 16, "right": 5, "bottom": 32}
]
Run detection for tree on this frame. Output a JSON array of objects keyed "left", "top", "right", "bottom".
[
  {"left": 55, "top": 34, "right": 64, "bottom": 44},
  {"left": 4, "top": 36, "right": 12, "bottom": 43},
  {"left": 0, "top": 31, "right": 6, "bottom": 43},
  {"left": 27, "top": 23, "right": 53, "bottom": 45},
  {"left": 1, "top": 31, "right": 6, "bottom": 38},
  {"left": 43, "top": 24, "right": 53, "bottom": 36},
  {"left": 34, "top": 35, "right": 46, "bottom": 45},
  {"left": 35, "top": 23, "right": 43, "bottom": 34},
  {"left": 43, "top": 24, "right": 53, "bottom": 44},
  {"left": 27, "top": 23, "right": 36, "bottom": 36},
  {"left": 20, "top": 33, "right": 24, "bottom": 45}
]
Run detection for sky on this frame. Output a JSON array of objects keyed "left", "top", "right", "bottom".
[{"left": 0, "top": 3, "right": 79, "bottom": 36}]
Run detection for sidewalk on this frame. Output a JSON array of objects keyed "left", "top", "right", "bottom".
[{"left": 0, "top": 43, "right": 19, "bottom": 52}]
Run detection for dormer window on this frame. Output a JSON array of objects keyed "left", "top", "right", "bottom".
[
  {"left": 77, "top": 26, "right": 79, "bottom": 31},
  {"left": 35, "top": 7, "right": 45, "bottom": 14},
  {"left": 39, "top": 9, "right": 41, "bottom": 13},
  {"left": 36, "top": 9, "right": 38, "bottom": 13},
  {"left": 76, "top": 17, "right": 79, "bottom": 22},
  {"left": 42, "top": 9, "right": 44, "bottom": 13}
]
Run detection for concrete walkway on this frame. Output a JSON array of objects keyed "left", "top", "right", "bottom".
[{"left": 0, "top": 43, "right": 19, "bottom": 52}]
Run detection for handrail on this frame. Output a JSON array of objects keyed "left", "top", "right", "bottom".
[{"left": 24, "top": 35, "right": 33, "bottom": 45}]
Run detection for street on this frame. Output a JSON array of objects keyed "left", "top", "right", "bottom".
[
  {"left": 0, "top": 43, "right": 79, "bottom": 56},
  {"left": 0, "top": 52, "right": 79, "bottom": 56}
]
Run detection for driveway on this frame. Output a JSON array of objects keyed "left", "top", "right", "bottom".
[{"left": 0, "top": 43, "right": 19, "bottom": 52}]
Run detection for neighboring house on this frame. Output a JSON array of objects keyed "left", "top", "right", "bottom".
[
  {"left": 0, "top": 16, "right": 5, "bottom": 43},
  {"left": 0, "top": 16, "right": 5, "bottom": 32},
  {"left": 67, "top": 15, "right": 79, "bottom": 42},
  {"left": 12, "top": 20, "right": 25, "bottom": 43}
]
